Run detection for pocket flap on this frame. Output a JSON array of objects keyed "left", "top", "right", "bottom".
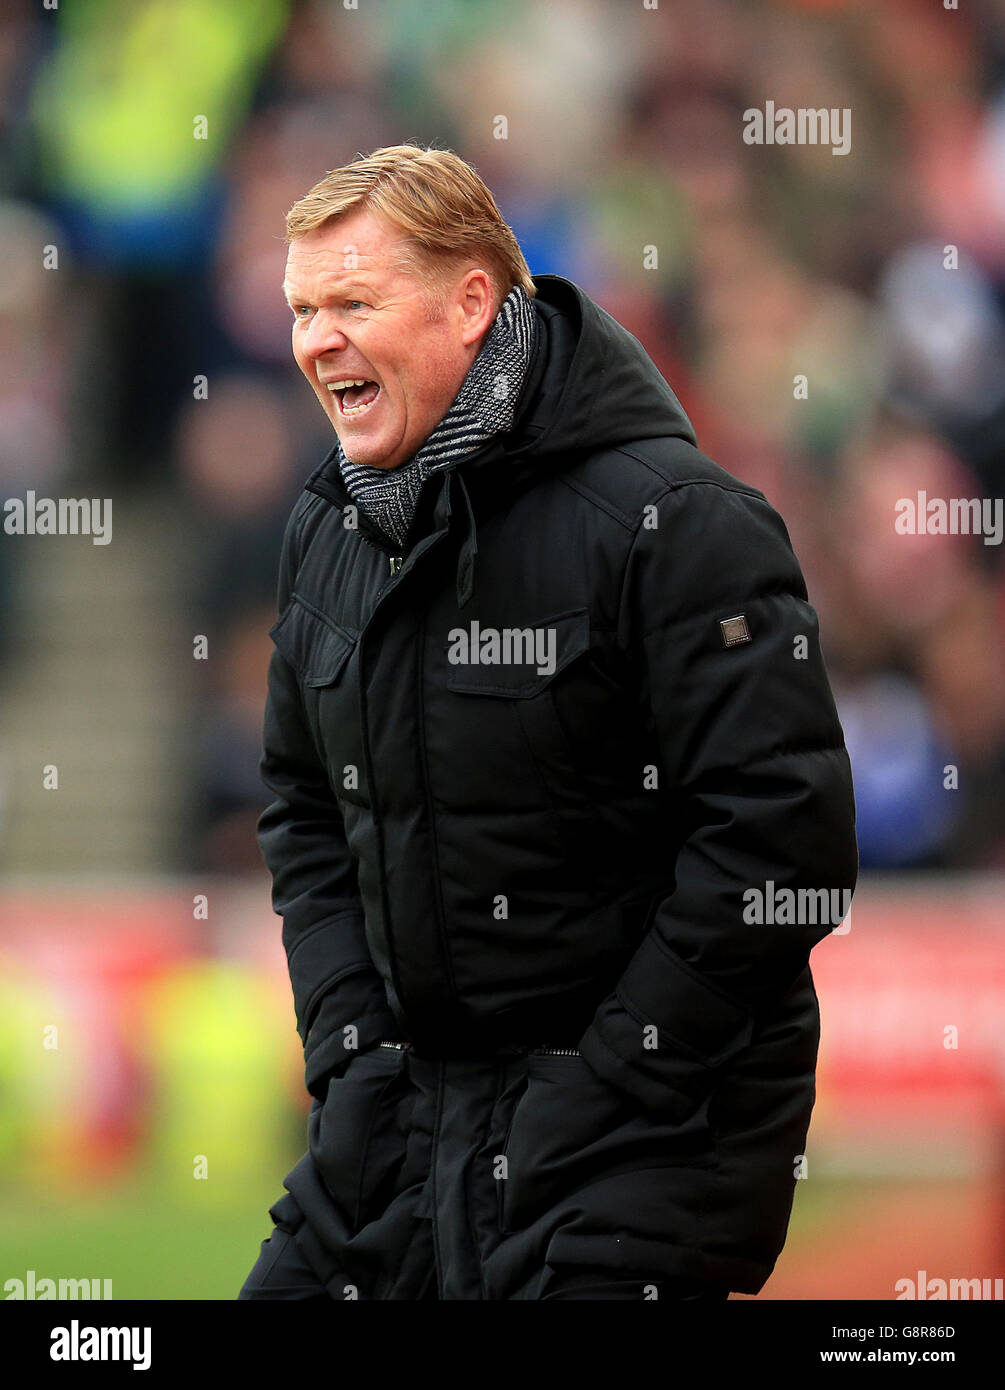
[
  {"left": 445, "top": 607, "right": 590, "bottom": 697},
  {"left": 616, "top": 932, "right": 754, "bottom": 1068},
  {"left": 269, "top": 595, "right": 357, "bottom": 688}
]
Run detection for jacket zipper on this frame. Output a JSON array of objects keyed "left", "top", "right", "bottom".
[{"left": 389, "top": 554, "right": 403, "bottom": 575}]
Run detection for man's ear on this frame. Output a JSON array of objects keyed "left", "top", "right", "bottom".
[{"left": 457, "top": 268, "right": 496, "bottom": 347}]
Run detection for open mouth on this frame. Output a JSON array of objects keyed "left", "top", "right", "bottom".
[{"left": 327, "top": 378, "right": 381, "bottom": 418}]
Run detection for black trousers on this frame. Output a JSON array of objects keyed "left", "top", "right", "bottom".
[
  {"left": 239, "top": 1222, "right": 728, "bottom": 1301},
  {"left": 238, "top": 1045, "right": 735, "bottom": 1301}
]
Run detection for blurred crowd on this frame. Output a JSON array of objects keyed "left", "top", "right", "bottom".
[{"left": 1, "top": 0, "right": 1003, "bottom": 873}]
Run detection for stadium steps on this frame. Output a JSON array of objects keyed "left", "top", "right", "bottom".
[{"left": 0, "top": 492, "right": 193, "bottom": 873}]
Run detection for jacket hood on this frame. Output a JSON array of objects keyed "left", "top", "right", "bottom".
[
  {"left": 440, "top": 274, "right": 696, "bottom": 605},
  {"left": 507, "top": 273, "right": 697, "bottom": 464}
]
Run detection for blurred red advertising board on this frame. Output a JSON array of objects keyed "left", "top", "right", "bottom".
[{"left": 812, "top": 880, "right": 1005, "bottom": 1108}]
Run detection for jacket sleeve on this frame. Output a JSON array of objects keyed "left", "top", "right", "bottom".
[
  {"left": 577, "top": 477, "right": 858, "bottom": 1119},
  {"left": 257, "top": 498, "right": 400, "bottom": 1101}
]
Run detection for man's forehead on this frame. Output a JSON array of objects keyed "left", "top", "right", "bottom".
[{"left": 285, "top": 213, "right": 403, "bottom": 278}]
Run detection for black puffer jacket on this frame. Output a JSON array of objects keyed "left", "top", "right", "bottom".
[{"left": 258, "top": 273, "right": 858, "bottom": 1293}]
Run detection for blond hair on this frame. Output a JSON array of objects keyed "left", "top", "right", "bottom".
[{"left": 285, "top": 143, "right": 536, "bottom": 317}]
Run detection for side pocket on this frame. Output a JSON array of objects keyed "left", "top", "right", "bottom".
[
  {"left": 498, "top": 1052, "right": 715, "bottom": 1236},
  {"left": 495, "top": 1072, "right": 527, "bottom": 1233}
]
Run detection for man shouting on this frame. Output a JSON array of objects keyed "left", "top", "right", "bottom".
[{"left": 239, "top": 143, "right": 857, "bottom": 1301}]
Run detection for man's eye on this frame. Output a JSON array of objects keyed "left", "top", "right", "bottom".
[
  {"left": 295, "top": 305, "right": 313, "bottom": 319},
  {"left": 348, "top": 300, "right": 368, "bottom": 311}
]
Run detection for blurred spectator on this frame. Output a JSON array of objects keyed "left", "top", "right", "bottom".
[
  {"left": 173, "top": 372, "right": 304, "bottom": 870},
  {"left": 0, "top": 199, "right": 73, "bottom": 670},
  {"left": 174, "top": 371, "right": 299, "bottom": 635},
  {"left": 24, "top": 0, "right": 289, "bottom": 484},
  {"left": 189, "top": 605, "right": 277, "bottom": 874}
]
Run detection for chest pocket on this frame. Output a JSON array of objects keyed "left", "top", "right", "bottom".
[
  {"left": 269, "top": 593, "right": 356, "bottom": 686},
  {"left": 269, "top": 594, "right": 361, "bottom": 784},
  {"left": 444, "top": 608, "right": 601, "bottom": 875},
  {"left": 444, "top": 607, "right": 590, "bottom": 698}
]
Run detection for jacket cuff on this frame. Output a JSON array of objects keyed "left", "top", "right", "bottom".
[
  {"left": 577, "top": 932, "right": 753, "bottom": 1117},
  {"left": 302, "top": 979, "right": 402, "bottom": 1100},
  {"left": 286, "top": 909, "right": 374, "bottom": 1043}
]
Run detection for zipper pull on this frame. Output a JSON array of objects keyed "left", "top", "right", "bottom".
[{"left": 389, "top": 554, "right": 403, "bottom": 575}]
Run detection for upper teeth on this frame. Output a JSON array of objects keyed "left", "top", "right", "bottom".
[{"left": 327, "top": 379, "right": 367, "bottom": 391}]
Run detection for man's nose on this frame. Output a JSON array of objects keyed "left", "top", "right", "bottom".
[{"left": 302, "top": 311, "right": 349, "bottom": 359}]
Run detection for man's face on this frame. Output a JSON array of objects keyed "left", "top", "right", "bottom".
[{"left": 283, "top": 207, "right": 494, "bottom": 470}]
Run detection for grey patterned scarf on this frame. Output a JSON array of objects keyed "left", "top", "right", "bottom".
[{"left": 337, "top": 284, "right": 538, "bottom": 550}]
